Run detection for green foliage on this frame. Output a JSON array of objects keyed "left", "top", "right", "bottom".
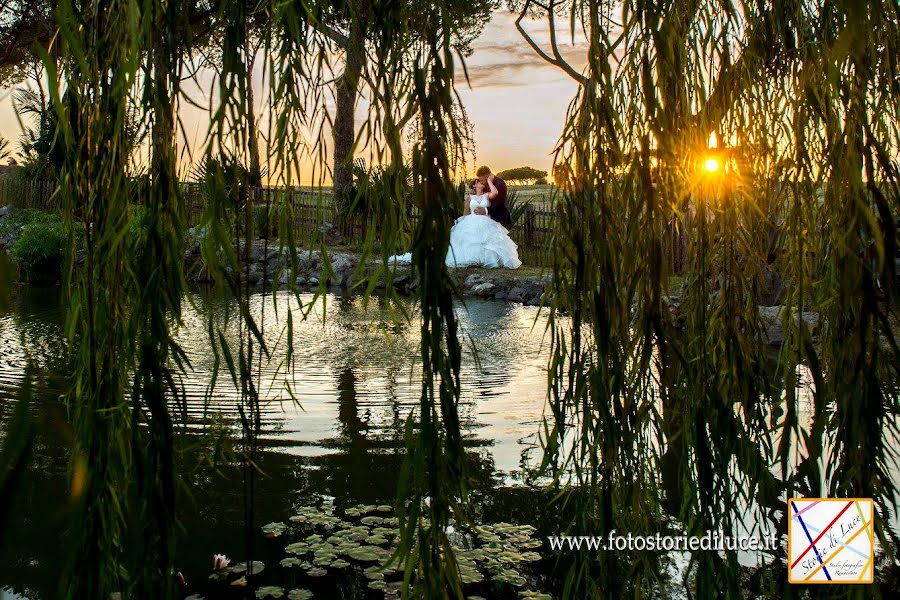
[
  {"left": 253, "top": 203, "right": 278, "bottom": 239},
  {"left": 505, "top": 190, "right": 529, "bottom": 226},
  {"left": 496, "top": 166, "right": 548, "bottom": 183},
  {"left": 531, "top": 0, "right": 899, "bottom": 597},
  {"left": 6, "top": 210, "right": 66, "bottom": 284}
]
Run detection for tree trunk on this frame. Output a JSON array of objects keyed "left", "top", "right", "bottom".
[
  {"left": 333, "top": 0, "right": 368, "bottom": 201},
  {"left": 245, "top": 28, "right": 262, "bottom": 187}
]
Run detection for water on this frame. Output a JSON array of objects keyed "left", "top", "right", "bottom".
[
  {"left": 0, "top": 255, "right": 559, "bottom": 597},
  {"left": 1, "top": 251, "right": 896, "bottom": 598}
]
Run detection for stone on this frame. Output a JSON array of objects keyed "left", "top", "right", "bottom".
[
  {"left": 493, "top": 290, "right": 507, "bottom": 300},
  {"left": 524, "top": 294, "right": 543, "bottom": 307},
  {"left": 0, "top": 204, "right": 15, "bottom": 218},
  {"left": 308, "top": 276, "right": 319, "bottom": 285},
  {"left": 760, "top": 266, "right": 785, "bottom": 306},
  {"left": 758, "top": 305, "right": 820, "bottom": 346},
  {"left": 464, "top": 273, "right": 484, "bottom": 289},
  {"left": 329, "top": 253, "right": 357, "bottom": 286},
  {"left": 295, "top": 276, "right": 307, "bottom": 286},
  {"left": 506, "top": 287, "right": 526, "bottom": 302},
  {"left": 247, "top": 266, "right": 263, "bottom": 285},
  {"left": 471, "top": 282, "right": 496, "bottom": 296}
]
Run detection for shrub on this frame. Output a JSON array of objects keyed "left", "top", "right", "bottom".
[
  {"left": 8, "top": 211, "right": 66, "bottom": 284},
  {"left": 253, "top": 204, "right": 278, "bottom": 239}
]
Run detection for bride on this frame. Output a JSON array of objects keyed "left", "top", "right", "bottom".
[{"left": 393, "top": 178, "right": 522, "bottom": 269}]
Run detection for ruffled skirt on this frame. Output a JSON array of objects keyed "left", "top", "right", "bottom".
[{"left": 391, "top": 214, "right": 521, "bottom": 269}]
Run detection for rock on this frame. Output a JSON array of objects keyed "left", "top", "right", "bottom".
[
  {"left": 760, "top": 267, "right": 785, "bottom": 306},
  {"left": 279, "top": 270, "right": 291, "bottom": 284},
  {"left": 0, "top": 204, "right": 15, "bottom": 218},
  {"left": 493, "top": 290, "right": 507, "bottom": 300},
  {"left": 295, "top": 275, "right": 307, "bottom": 286},
  {"left": 464, "top": 273, "right": 484, "bottom": 289},
  {"left": 471, "top": 282, "right": 496, "bottom": 296},
  {"left": 524, "top": 293, "right": 543, "bottom": 307},
  {"left": 758, "top": 305, "right": 820, "bottom": 346},
  {"left": 394, "top": 276, "right": 409, "bottom": 291},
  {"left": 247, "top": 265, "right": 263, "bottom": 285},
  {"left": 295, "top": 250, "right": 320, "bottom": 272},
  {"left": 329, "top": 253, "right": 357, "bottom": 286},
  {"left": 506, "top": 287, "right": 526, "bottom": 302},
  {"left": 308, "top": 276, "right": 319, "bottom": 285}
]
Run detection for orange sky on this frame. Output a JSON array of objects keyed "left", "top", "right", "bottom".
[{"left": 0, "top": 9, "right": 587, "bottom": 183}]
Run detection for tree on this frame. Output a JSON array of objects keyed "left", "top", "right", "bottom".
[
  {"left": 496, "top": 165, "right": 547, "bottom": 184},
  {"left": 316, "top": 0, "right": 498, "bottom": 199},
  {"left": 0, "top": 0, "right": 57, "bottom": 88}
]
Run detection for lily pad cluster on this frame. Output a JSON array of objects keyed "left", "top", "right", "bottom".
[{"left": 264, "top": 500, "right": 553, "bottom": 599}]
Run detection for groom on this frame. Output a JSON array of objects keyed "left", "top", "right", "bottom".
[{"left": 474, "top": 166, "right": 510, "bottom": 225}]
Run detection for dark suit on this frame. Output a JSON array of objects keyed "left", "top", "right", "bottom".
[{"left": 487, "top": 176, "right": 510, "bottom": 224}]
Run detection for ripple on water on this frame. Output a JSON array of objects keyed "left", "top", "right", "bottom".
[{"left": 1, "top": 289, "right": 553, "bottom": 475}]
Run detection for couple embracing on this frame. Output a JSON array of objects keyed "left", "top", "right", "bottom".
[{"left": 393, "top": 166, "right": 521, "bottom": 269}]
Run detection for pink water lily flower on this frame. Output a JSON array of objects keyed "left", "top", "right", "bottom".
[{"left": 213, "top": 554, "right": 230, "bottom": 571}]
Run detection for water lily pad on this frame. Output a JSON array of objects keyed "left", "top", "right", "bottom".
[
  {"left": 330, "top": 559, "right": 350, "bottom": 569},
  {"left": 368, "top": 580, "right": 387, "bottom": 591},
  {"left": 367, "top": 534, "right": 389, "bottom": 545},
  {"left": 520, "top": 552, "right": 542, "bottom": 562},
  {"left": 231, "top": 576, "right": 248, "bottom": 587},
  {"left": 285, "top": 542, "right": 309, "bottom": 555},
  {"left": 519, "top": 539, "right": 543, "bottom": 549},
  {"left": 231, "top": 561, "right": 265, "bottom": 576},
  {"left": 376, "top": 505, "right": 393, "bottom": 512},
  {"left": 460, "top": 569, "right": 484, "bottom": 584},
  {"left": 306, "top": 567, "right": 328, "bottom": 577},
  {"left": 256, "top": 586, "right": 284, "bottom": 599},
  {"left": 364, "top": 565, "right": 385, "bottom": 579},
  {"left": 313, "top": 552, "right": 337, "bottom": 565},
  {"left": 262, "top": 522, "right": 287, "bottom": 538},
  {"left": 518, "top": 593, "right": 552, "bottom": 600},
  {"left": 361, "top": 516, "right": 384, "bottom": 526},
  {"left": 280, "top": 557, "right": 303, "bottom": 568},
  {"left": 287, "top": 590, "right": 314, "bottom": 600}
]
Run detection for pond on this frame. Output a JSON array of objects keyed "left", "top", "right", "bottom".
[
  {"left": 0, "top": 252, "right": 562, "bottom": 598},
  {"left": 1, "top": 249, "right": 897, "bottom": 599}
]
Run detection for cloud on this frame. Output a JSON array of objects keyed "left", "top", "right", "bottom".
[{"left": 452, "top": 9, "right": 589, "bottom": 89}]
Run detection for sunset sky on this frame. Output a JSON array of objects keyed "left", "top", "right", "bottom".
[{"left": 0, "top": 8, "right": 588, "bottom": 182}]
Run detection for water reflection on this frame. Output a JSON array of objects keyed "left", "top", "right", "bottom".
[{"left": 0, "top": 281, "right": 554, "bottom": 597}]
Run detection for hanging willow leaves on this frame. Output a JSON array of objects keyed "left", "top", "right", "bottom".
[{"left": 523, "top": 0, "right": 898, "bottom": 597}]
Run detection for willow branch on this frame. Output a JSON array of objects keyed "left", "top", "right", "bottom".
[{"left": 515, "top": 0, "right": 588, "bottom": 85}]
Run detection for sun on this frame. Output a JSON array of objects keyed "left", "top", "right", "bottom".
[{"left": 703, "top": 157, "right": 721, "bottom": 173}]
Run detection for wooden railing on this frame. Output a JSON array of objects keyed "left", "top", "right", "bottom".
[{"left": 2, "top": 180, "right": 693, "bottom": 270}]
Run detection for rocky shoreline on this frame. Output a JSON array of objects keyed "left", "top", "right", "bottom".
[
  {"left": 183, "top": 238, "right": 553, "bottom": 307},
  {"left": 1, "top": 206, "right": 819, "bottom": 346}
]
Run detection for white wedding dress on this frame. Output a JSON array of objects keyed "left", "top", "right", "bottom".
[{"left": 392, "top": 194, "right": 521, "bottom": 269}]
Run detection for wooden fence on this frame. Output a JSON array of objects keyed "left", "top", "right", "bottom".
[
  {"left": 2, "top": 179, "right": 688, "bottom": 270},
  {"left": 0, "top": 177, "right": 58, "bottom": 210}
]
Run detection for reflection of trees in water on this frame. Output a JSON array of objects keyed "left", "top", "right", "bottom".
[{"left": 0, "top": 286, "right": 531, "bottom": 596}]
